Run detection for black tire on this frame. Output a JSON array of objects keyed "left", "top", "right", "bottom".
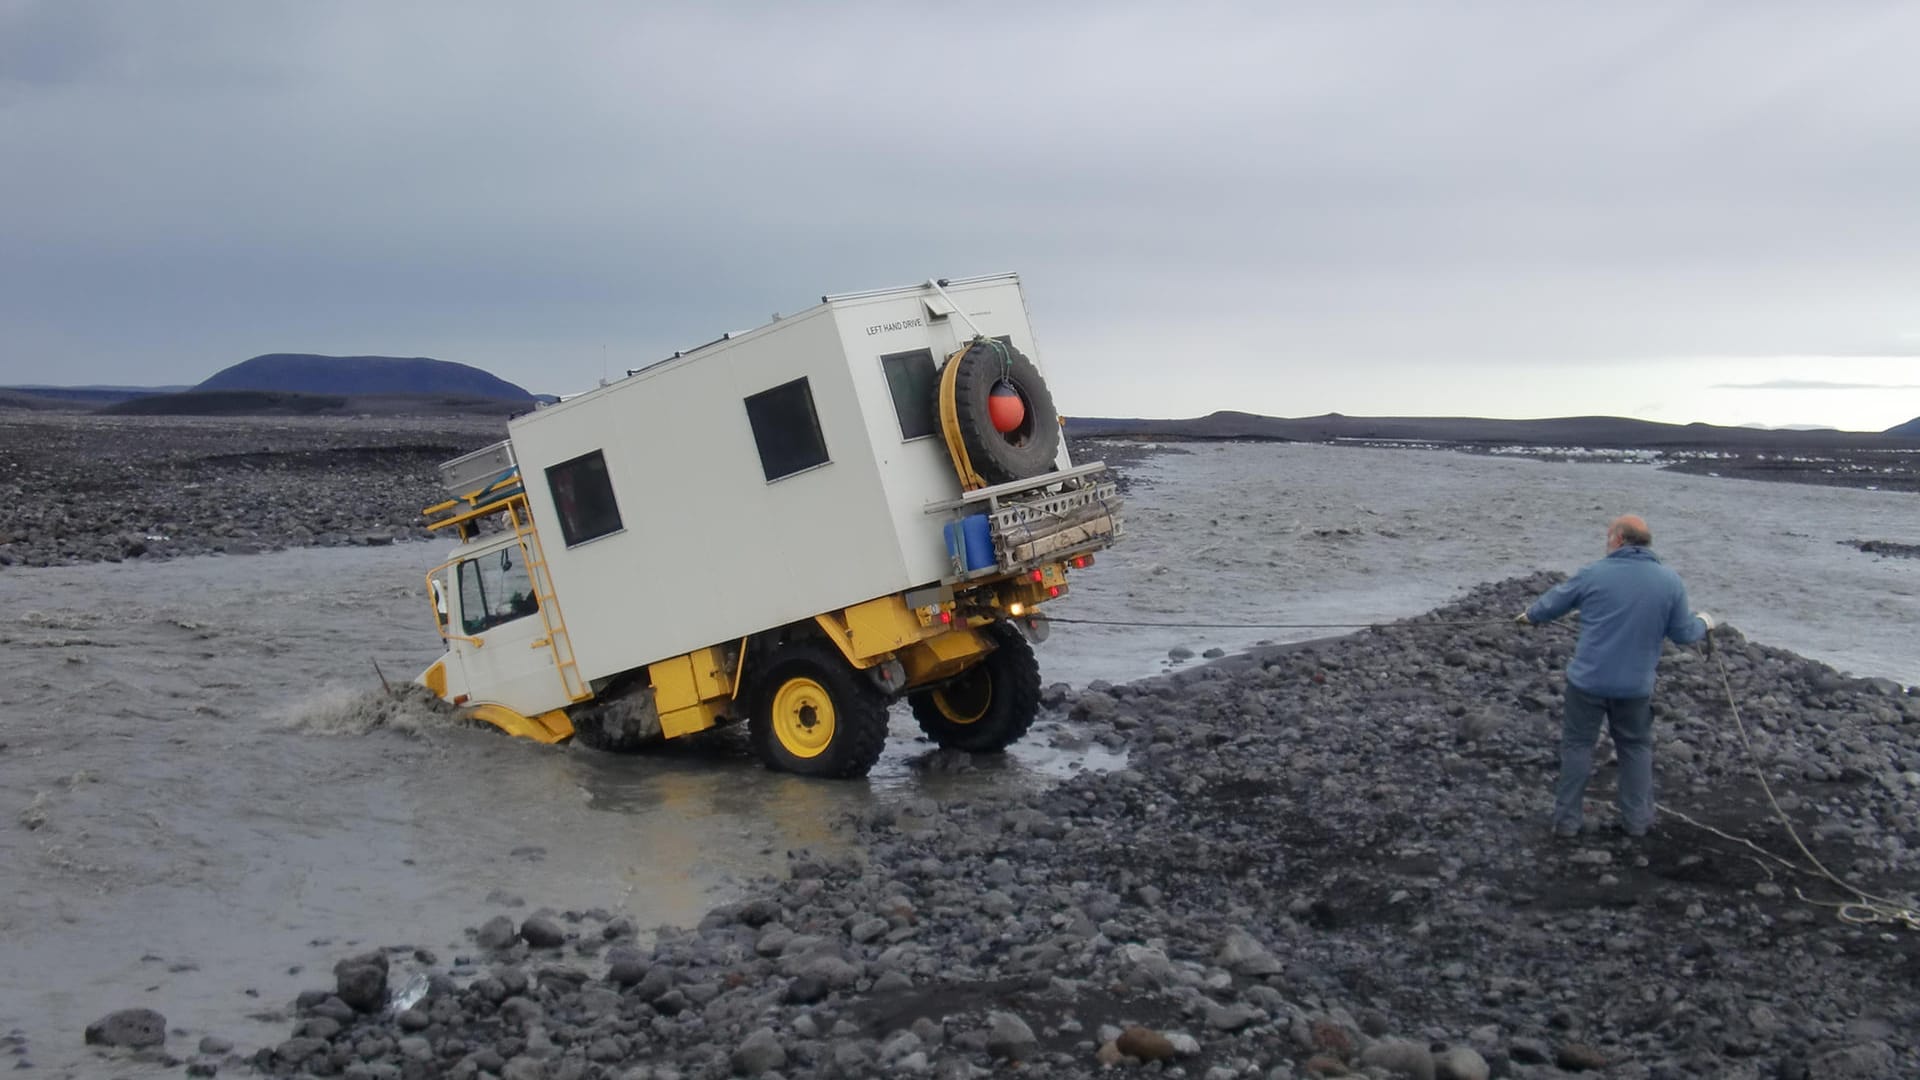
[
  {"left": 945, "top": 338, "right": 1061, "bottom": 486},
  {"left": 748, "top": 642, "right": 890, "bottom": 778},
  {"left": 908, "top": 622, "right": 1041, "bottom": 752}
]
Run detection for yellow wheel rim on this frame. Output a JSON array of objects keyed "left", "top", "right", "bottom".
[
  {"left": 772, "top": 677, "right": 836, "bottom": 758},
  {"left": 933, "top": 667, "right": 992, "bottom": 725}
]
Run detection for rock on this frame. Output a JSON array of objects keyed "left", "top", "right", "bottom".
[
  {"left": 476, "top": 915, "right": 519, "bottom": 950},
  {"left": 1433, "top": 1047, "right": 1490, "bottom": 1080},
  {"left": 520, "top": 915, "right": 566, "bottom": 949},
  {"left": 332, "top": 951, "right": 389, "bottom": 1013},
  {"left": 84, "top": 1008, "right": 167, "bottom": 1049},
  {"left": 607, "top": 947, "right": 647, "bottom": 987},
  {"left": 272, "top": 1036, "right": 328, "bottom": 1065},
  {"left": 731, "top": 1027, "right": 787, "bottom": 1075},
  {"left": 1361, "top": 1038, "right": 1436, "bottom": 1080},
  {"left": 1216, "top": 929, "right": 1284, "bottom": 976},
  {"left": 1808, "top": 1041, "right": 1895, "bottom": 1078},
  {"left": 1116, "top": 1026, "right": 1177, "bottom": 1061},
  {"left": 986, "top": 1011, "right": 1038, "bottom": 1061},
  {"left": 1508, "top": 1037, "right": 1551, "bottom": 1064},
  {"left": 1096, "top": 1040, "right": 1127, "bottom": 1066},
  {"left": 198, "top": 1035, "right": 234, "bottom": 1056},
  {"left": 1207, "top": 1002, "right": 1263, "bottom": 1032},
  {"left": 1554, "top": 1043, "right": 1606, "bottom": 1071},
  {"left": 784, "top": 974, "right": 829, "bottom": 1004}
]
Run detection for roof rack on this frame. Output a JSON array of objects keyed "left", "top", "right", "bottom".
[{"left": 424, "top": 466, "right": 527, "bottom": 535}]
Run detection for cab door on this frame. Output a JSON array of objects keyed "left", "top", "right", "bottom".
[{"left": 448, "top": 539, "right": 570, "bottom": 716}]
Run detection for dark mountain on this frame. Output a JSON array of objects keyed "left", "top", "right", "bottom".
[
  {"left": 1889, "top": 417, "right": 1920, "bottom": 437},
  {"left": 197, "top": 354, "right": 533, "bottom": 401},
  {"left": 1066, "top": 410, "right": 1907, "bottom": 449}
]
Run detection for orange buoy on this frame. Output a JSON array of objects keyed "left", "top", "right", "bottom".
[{"left": 988, "top": 380, "right": 1025, "bottom": 433}]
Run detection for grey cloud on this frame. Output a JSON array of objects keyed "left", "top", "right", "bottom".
[
  {"left": 3, "top": 0, "right": 1920, "bottom": 424},
  {"left": 1716, "top": 380, "right": 1920, "bottom": 391}
]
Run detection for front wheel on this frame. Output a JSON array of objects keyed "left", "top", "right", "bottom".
[
  {"left": 749, "top": 643, "right": 891, "bottom": 778},
  {"left": 908, "top": 622, "right": 1041, "bottom": 752}
]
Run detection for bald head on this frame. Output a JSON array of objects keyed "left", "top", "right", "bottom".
[{"left": 1608, "top": 515, "right": 1653, "bottom": 550}]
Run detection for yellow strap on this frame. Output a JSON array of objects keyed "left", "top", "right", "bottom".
[{"left": 938, "top": 342, "right": 988, "bottom": 492}]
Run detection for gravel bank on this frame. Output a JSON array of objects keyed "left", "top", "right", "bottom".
[
  {"left": 0, "top": 412, "right": 505, "bottom": 568},
  {"left": 165, "top": 575, "right": 1920, "bottom": 1080}
]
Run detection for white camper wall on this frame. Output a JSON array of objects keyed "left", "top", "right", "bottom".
[
  {"left": 832, "top": 277, "right": 1075, "bottom": 588},
  {"left": 508, "top": 306, "right": 907, "bottom": 684}
]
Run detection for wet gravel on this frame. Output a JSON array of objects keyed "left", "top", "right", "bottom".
[
  {"left": 0, "top": 413, "right": 506, "bottom": 568},
  {"left": 133, "top": 575, "right": 1920, "bottom": 1079}
]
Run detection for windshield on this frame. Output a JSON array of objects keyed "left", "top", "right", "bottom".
[{"left": 457, "top": 545, "right": 538, "bottom": 635}]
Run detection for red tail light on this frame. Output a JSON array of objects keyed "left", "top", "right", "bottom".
[
  {"left": 1070, "top": 555, "right": 1092, "bottom": 569},
  {"left": 1048, "top": 586, "right": 1060, "bottom": 598},
  {"left": 940, "top": 611, "right": 952, "bottom": 624},
  {"left": 1030, "top": 569, "right": 1044, "bottom": 582}
]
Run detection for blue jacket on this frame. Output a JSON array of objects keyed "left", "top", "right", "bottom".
[{"left": 1526, "top": 546, "right": 1707, "bottom": 699}]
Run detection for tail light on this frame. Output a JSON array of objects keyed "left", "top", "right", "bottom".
[
  {"left": 1070, "top": 554, "right": 1093, "bottom": 569},
  {"left": 1048, "top": 586, "right": 1060, "bottom": 598},
  {"left": 1030, "top": 569, "right": 1044, "bottom": 583}
]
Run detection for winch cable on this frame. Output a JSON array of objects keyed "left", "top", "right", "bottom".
[
  {"left": 1046, "top": 612, "right": 1919, "bottom": 929},
  {"left": 1658, "top": 642, "right": 1919, "bottom": 931},
  {"left": 1045, "top": 616, "right": 1529, "bottom": 631}
]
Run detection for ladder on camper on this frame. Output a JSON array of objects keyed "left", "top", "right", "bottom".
[{"left": 506, "top": 498, "right": 592, "bottom": 703}]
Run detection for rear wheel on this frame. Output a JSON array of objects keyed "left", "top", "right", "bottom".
[
  {"left": 749, "top": 643, "right": 890, "bottom": 778},
  {"left": 908, "top": 622, "right": 1041, "bottom": 752}
]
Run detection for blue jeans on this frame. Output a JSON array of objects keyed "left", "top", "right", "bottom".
[{"left": 1554, "top": 685, "right": 1654, "bottom": 834}]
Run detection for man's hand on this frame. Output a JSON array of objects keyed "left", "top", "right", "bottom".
[
  {"left": 1514, "top": 612, "right": 1532, "bottom": 625},
  {"left": 1696, "top": 611, "right": 1716, "bottom": 632}
]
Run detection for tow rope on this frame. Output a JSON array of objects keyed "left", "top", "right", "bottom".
[
  {"left": 1045, "top": 612, "right": 1918, "bottom": 929},
  {"left": 1658, "top": 645, "right": 1920, "bottom": 931}
]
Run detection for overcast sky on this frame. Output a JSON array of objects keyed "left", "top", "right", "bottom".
[{"left": 4, "top": 2, "right": 1918, "bottom": 430}]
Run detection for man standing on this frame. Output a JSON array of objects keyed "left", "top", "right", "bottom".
[{"left": 1518, "top": 515, "right": 1713, "bottom": 838}]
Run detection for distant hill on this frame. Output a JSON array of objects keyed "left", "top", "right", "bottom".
[
  {"left": 1890, "top": 417, "right": 1920, "bottom": 437},
  {"left": 1067, "top": 410, "right": 1910, "bottom": 449},
  {"left": 198, "top": 354, "right": 533, "bottom": 401}
]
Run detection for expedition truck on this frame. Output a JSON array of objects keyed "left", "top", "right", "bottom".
[{"left": 415, "top": 273, "right": 1122, "bottom": 778}]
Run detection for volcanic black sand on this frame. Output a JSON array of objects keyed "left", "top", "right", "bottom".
[
  {"left": 11, "top": 413, "right": 1918, "bottom": 1078},
  {"left": 0, "top": 412, "right": 507, "bottom": 568},
  {"left": 69, "top": 578, "right": 1913, "bottom": 1079}
]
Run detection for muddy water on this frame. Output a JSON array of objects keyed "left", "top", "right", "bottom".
[{"left": 0, "top": 443, "right": 1914, "bottom": 1074}]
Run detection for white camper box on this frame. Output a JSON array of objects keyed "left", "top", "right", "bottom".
[
  {"left": 508, "top": 273, "right": 1069, "bottom": 692},
  {"left": 419, "top": 273, "right": 1121, "bottom": 777}
]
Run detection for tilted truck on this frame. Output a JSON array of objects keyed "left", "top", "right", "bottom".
[{"left": 414, "top": 273, "right": 1122, "bottom": 778}]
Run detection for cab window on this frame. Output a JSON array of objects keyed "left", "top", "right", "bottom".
[{"left": 458, "top": 546, "right": 539, "bottom": 634}]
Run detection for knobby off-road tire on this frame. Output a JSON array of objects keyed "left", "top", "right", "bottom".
[
  {"left": 908, "top": 622, "right": 1042, "bottom": 753},
  {"left": 946, "top": 339, "right": 1061, "bottom": 486},
  {"left": 749, "top": 642, "right": 891, "bottom": 778}
]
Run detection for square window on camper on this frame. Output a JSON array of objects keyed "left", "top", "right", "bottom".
[
  {"left": 744, "top": 377, "right": 831, "bottom": 481},
  {"left": 881, "top": 348, "right": 939, "bottom": 440},
  {"left": 546, "top": 450, "right": 623, "bottom": 546}
]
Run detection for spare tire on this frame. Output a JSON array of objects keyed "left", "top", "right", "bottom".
[{"left": 944, "top": 338, "right": 1061, "bottom": 486}]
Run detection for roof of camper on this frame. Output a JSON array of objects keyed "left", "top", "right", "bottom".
[{"left": 518, "top": 273, "right": 1021, "bottom": 423}]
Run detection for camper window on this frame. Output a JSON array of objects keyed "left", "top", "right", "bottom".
[
  {"left": 546, "top": 450, "right": 624, "bottom": 546},
  {"left": 744, "top": 377, "right": 831, "bottom": 481},
  {"left": 457, "top": 546, "right": 539, "bottom": 635},
  {"left": 880, "top": 349, "right": 939, "bottom": 440}
]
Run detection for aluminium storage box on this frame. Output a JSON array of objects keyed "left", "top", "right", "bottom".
[{"left": 506, "top": 273, "right": 1071, "bottom": 685}]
